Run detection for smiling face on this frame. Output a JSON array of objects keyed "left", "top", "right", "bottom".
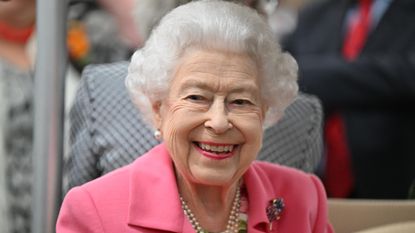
[{"left": 153, "top": 48, "right": 267, "bottom": 187}]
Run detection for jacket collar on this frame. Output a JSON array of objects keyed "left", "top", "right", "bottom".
[
  {"left": 244, "top": 163, "right": 280, "bottom": 232},
  {"left": 127, "top": 144, "right": 193, "bottom": 232}
]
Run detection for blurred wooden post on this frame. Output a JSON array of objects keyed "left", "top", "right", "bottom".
[{"left": 32, "top": 0, "right": 67, "bottom": 232}]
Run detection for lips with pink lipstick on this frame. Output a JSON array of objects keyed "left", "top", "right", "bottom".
[{"left": 194, "top": 141, "right": 238, "bottom": 160}]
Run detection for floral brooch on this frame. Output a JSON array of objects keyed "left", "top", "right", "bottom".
[{"left": 266, "top": 198, "right": 285, "bottom": 231}]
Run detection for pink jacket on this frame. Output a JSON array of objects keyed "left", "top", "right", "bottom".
[{"left": 57, "top": 144, "right": 334, "bottom": 233}]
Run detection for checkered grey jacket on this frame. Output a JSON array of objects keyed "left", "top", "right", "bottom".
[{"left": 66, "top": 62, "right": 323, "bottom": 190}]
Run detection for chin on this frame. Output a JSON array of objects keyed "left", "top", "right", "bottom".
[{"left": 191, "top": 168, "right": 240, "bottom": 186}]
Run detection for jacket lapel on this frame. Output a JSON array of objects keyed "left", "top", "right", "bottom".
[
  {"left": 126, "top": 144, "right": 188, "bottom": 232},
  {"left": 244, "top": 163, "right": 279, "bottom": 233}
]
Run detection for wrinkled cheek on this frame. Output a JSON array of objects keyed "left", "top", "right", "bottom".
[
  {"left": 161, "top": 112, "right": 194, "bottom": 168},
  {"left": 165, "top": 128, "right": 180, "bottom": 156}
]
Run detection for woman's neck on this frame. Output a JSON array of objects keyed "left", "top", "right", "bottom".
[
  {"left": 177, "top": 174, "right": 241, "bottom": 232},
  {"left": 0, "top": 39, "right": 31, "bottom": 70}
]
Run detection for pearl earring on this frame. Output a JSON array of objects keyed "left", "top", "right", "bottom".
[{"left": 154, "top": 129, "right": 162, "bottom": 140}]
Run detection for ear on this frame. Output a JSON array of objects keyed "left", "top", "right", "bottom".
[{"left": 152, "top": 101, "right": 163, "bottom": 129}]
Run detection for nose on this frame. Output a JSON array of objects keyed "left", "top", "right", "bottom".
[{"left": 204, "top": 101, "right": 232, "bottom": 134}]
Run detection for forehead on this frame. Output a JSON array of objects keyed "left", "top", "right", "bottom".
[{"left": 171, "top": 48, "right": 260, "bottom": 89}]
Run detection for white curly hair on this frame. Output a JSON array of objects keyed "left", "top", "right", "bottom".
[{"left": 125, "top": 0, "right": 298, "bottom": 129}]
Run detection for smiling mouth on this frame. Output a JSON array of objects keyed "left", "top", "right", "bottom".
[{"left": 193, "top": 142, "right": 238, "bottom": 160}]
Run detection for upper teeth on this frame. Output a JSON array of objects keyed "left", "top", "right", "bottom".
[{"left": 198, "top": 143, "right": 234, "bottom": 153}]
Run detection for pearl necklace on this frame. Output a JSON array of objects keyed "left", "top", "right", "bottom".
[{"left": 180, "top": 188, "right": 241, "bottom": 233}]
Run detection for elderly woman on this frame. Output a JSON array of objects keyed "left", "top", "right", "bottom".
[{"left": 57, "top": 1, "right": 333, "bottom": 232}]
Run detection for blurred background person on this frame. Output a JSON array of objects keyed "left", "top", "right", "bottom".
[
  {"left": 0, "top": 0, "right": 36, "bottom": 232},
  {"left": 0, "top": 0, "right": 142, "bottom": 232},
  {"left": 283, "top": 0, "right": 415, "bottom": 199}
]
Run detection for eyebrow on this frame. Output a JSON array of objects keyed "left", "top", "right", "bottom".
[{"left": 179, "top": 77, "right": 260, "bottom": 94}]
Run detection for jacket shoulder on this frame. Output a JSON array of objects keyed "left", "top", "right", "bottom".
[
  {"left": 249, "top": 161, "right": 325, "bottom": 200},
  {"left": 67, "top": 162, "right": 134, "bottom": 211},
  {"left": 251, "top": 161, "right": 312, "bottom": 181},
  {"left": 59, "top": 164, "right": 133, "bottom": 232}
]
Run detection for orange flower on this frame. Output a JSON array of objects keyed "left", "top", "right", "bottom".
[{"left": 67, "top": 21, "right": 90, "bottom": 60}]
